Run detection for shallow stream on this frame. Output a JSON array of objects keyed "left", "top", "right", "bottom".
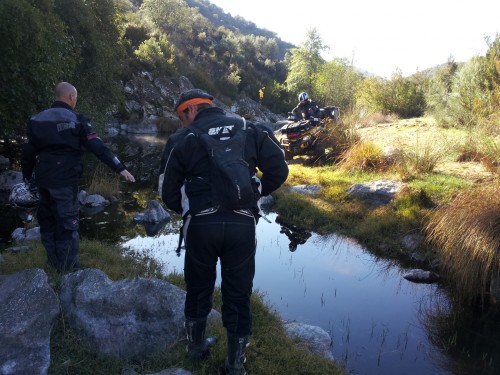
[{"left": 1, "top": 133, "right": 498, "bottom": 375}]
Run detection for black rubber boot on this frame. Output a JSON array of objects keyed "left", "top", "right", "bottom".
[
  {"left": 225, "top": 334, "right": 249, "bottom": 375},
  {"left": 185, "top": 318, "right": 218, "bottom": 360}
]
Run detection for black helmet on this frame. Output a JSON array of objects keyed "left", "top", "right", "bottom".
[{"left": 174, "top": 89, "right": 214, "bottom": 113}]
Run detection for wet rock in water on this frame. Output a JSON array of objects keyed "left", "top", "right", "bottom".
[
  {"left": 133, "top": 200, "right": 170, "bottom": 236},
  {"left": 133, "top": 200, "right": 170, "bottom": 223},
  {"left": 403, "top": 269, "right": 440, "bottom": 283},
  {"left": 78, "top": 190, "right": 110, "bottom": 208}
]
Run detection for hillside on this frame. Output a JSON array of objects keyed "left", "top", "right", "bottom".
[{"left": 185, "top": 0, "right": 295, "bottom": 59}]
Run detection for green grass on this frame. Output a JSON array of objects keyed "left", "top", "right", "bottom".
[{"left": 0, "top": 239, "right": 344, "bottom": 375}]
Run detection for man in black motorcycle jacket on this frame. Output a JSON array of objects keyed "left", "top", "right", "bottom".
[
  {"left": 290, "top": 91, "right": 321, "bottom": 120},
  {"left": 159, "top": 89, "right": 288, "bottom": 374},
  {"left": 22, "top": 82, "right": 135, "bottom": 272}
]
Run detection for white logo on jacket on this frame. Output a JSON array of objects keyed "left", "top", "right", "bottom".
[{"left": 208, "top": 125, "right": 234, "bottom": 135}]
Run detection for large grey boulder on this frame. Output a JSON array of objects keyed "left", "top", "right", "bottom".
[
  {"left": 346, "top": 180, "right": 404, "bottom": 206},
  {"left": 59, "top": 268, "right": 186, "bottom": 359},
  {"left": 0, "top": 268, "right": 60, "bottom": 375}
]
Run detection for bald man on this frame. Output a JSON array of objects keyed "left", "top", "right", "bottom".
[{"left": 22, "top": 82, "right": 135, "bottom": 272}]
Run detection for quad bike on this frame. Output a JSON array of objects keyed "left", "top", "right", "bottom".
[{"left": 275, "top": 106, "right": 340, "bottom": 160}]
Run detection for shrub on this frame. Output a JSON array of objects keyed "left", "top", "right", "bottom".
[
  {"left": 446, "top": 56, "right": 495, "bottom": 127},
  {"left": 356, "top": 71, "right": 427, "bottom": 118},
  {"left": 426, "top": 184, "right": 500, "bottom": 307}
]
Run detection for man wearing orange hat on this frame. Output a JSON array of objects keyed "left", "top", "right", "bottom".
[{"left": 160, "top": 88, "right": 288, "bottom": 374}]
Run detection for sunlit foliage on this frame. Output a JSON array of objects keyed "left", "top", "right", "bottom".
[
  {"left": 356, "top": 70, "right": 427, "bottom": 118},
  {"left": 0, "top": 0, "right": 78, "bottom": 138},
  {"left": 286, "top": 28, "right": 327, "bottom": 97}
]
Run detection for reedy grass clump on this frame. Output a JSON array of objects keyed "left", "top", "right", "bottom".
[
  {"left": 454, "top": 127, "right": 500, "bottom": 175},
  {"left": 426, "top": 184, "right": 500, "bottom": 306},
  {"left": 86, "top": 163, "right": 121, "bottom": 199},
  {"left": 0, "top": 239, "right": 342, "bottom": 375},
  {"left": 338, "top": 140, "right": 388, "bottom": 172},
  {"left": 392, "top": 135, "right": 444, "bottom": 179}
]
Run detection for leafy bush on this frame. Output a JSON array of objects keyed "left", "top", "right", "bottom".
[
  {"left": 356, "top": 71, "right": 427, "bottom": 118},
  {"left": 314, "top": 58, "right": 362, "bottom": 110},
  {"left": 134, "top": 35, "right": 176, "bottom": 73},
  {"left": 424, "top": 59, "right": 459, "bottom": 126},
  {"left": 426, "top": 36, "right": 500, "bottom": 130},
  {"left": 446, "top": 56, "right": 495, "bottom": 127}
]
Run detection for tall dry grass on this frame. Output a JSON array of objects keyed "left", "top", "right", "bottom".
[
  {"left": 391, "top": 135, "right": 444, "bottom": 179},
  {"left": 426, "top": 184, "right": 500, "bottom": 306},
  {"left": 317, "top": 117, "right": 360, "bottom": 163}
]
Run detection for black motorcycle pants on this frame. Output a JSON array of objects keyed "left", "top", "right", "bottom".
[
  {"left": 184, "top": 210, "right": 256, "bottom": 337},
  {"left": 37, "top": 185, "right": 80, "bottom": 271}
]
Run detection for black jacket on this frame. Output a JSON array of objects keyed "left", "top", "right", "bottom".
[
  {"left": 159, "top": 107, "right": 289, "bottom": 216},
  {"left": 291, "top": 99, "right": 320, "bottom": 120},
  {"left": 22, "top": 101, "right": 126, "bottom": 188}
]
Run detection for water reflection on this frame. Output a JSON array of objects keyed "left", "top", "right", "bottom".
[{"left": 122, "top": 212, "right": 450, "bottom": 375}]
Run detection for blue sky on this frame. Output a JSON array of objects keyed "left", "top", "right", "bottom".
[{"left": 208, "top": 0, "right": 500, "bottom": 78}]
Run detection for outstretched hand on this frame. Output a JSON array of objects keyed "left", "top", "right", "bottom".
[{"left": 120, "top": 169, "right": 135, "bottom": 182}]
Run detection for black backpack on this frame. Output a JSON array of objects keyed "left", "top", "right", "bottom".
[{"left": 190, "top": 118, "right": 257, "bottom": 210}]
